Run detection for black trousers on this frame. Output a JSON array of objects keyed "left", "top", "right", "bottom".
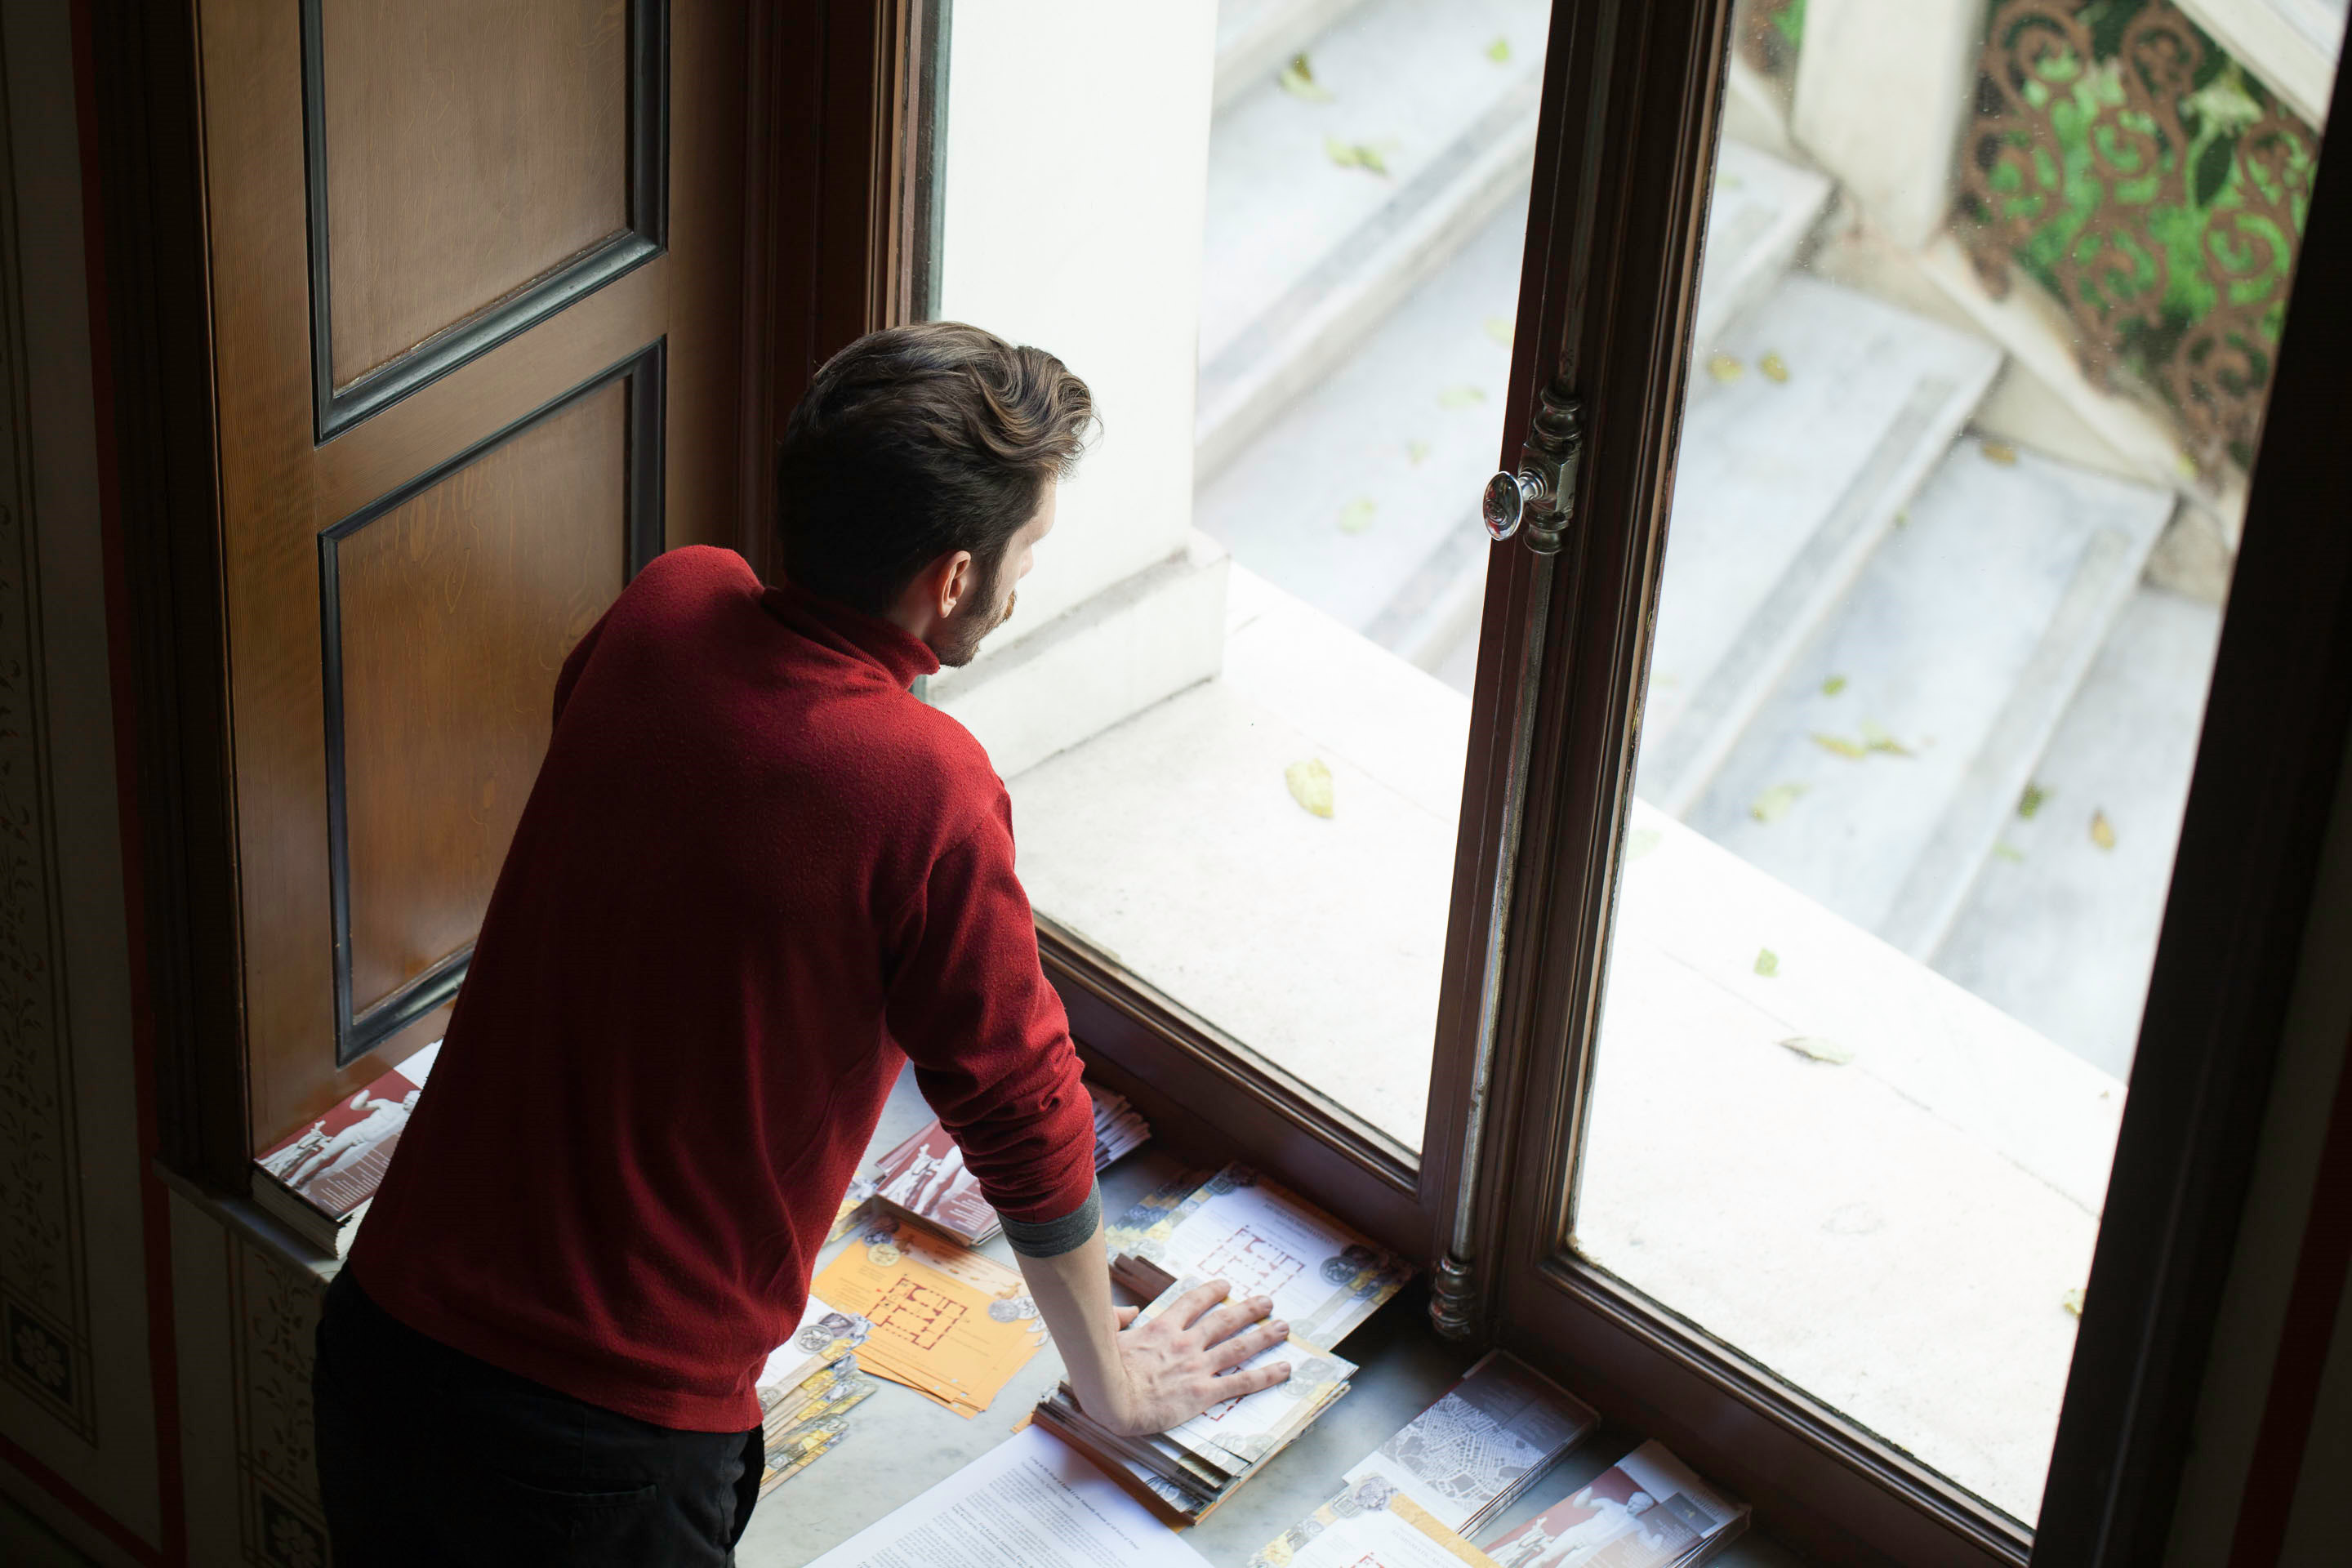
[{"left": 314, "top": 1271, "right": 764, "bottom": 1567}]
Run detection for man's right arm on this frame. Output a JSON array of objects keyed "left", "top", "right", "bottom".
[{"left": 883, "top": 792, "right": 1288, "bottom": 1432}]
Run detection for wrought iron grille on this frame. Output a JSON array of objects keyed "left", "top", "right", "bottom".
[
  {"left": 1736, "top": 0, "right": 1807, "bottom": 78},
  {"left": 1961, "top": 0, "right": 2319, "bottom": 471}
]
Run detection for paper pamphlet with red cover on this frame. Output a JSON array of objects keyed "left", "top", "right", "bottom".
[
  {"left": 1477, "top": 1441, "right": 1748, "bottom": 1568},
  {"left": 1342, "top": 1350, "right": 1600, "bottom": 1535},
  {"left": 250, "top": 1040, "right": 443, "bottom": 1254},
  {"left": 1250, "top": 1478, "right": 1503, "bottom": 1567},
  {"left": 808, "top": 1426, "right": 1214, "bottom": 1568},
  {"left": 872, "top": 1081, "right": 1151, "bottom": 1248}
]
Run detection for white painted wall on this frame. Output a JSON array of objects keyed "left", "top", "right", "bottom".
[
  {"left": 1792, "top": 0, "right": 1980, "bottom": 251},
  {"left": 938, "top": 1, "right": 1220, "bottom": 631}
]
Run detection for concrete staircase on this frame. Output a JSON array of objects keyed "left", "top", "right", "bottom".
[{"left": 1195, "top": 0, "right": 2218, "bottom": 1075}]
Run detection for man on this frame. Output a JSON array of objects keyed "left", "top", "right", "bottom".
[{"left": 314, "top": 323, "right": 1290, "bottom": 1565}]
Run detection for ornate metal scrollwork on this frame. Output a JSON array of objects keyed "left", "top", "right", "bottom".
[{"left": 1960, "top": 0, "right": 2317, "bottom": 471}]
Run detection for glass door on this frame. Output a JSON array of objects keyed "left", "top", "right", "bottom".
[
  {"left": 923, "top": 0, "right": 1579, "bottom": 1246},
  {"left": 1494, "top": 0, "right": 2344, "bottom": 1545}
]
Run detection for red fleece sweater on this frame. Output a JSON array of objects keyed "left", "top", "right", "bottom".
[{"left": 350, "top": 546, "right": 1095, "bottom": 1432}]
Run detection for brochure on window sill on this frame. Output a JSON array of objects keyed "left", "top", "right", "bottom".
[
  {"left": 1342, "top": 1348, "right": 1600, "bottom": 1537},
  {"left": 1250, "top": 1479, "right": 1504, "bottom": 1567},
  {"left": 806, "top": 1425, "right": 1214, "bottom": 1567},
  {"left": 870, "top": 1080, "right": 1152, "bottom": 1249},
  {"left": 1478, "top": 1441, "right": 1749, "bottom": 1568},
  {"left": 249, "top": 1040, "right": 443, "bottom": 1256},
  {"left": 1106, "top": 1163, "right": 1414, "bottom": 1348},
  {"left": 809, "top": 1211, "right": 1047, "bottom": 1417}
]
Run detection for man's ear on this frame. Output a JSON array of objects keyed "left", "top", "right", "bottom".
[{"left": 934, "top": 549, "right": 976, "bottom": 617}]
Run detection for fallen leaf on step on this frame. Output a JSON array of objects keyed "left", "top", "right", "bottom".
[
  {"left": 1285, "top": 760, "right": 1335, "bottom": 818},
  {"left": 1778, "top": 1035, "right": 1851, "bottom": 1064},
  {"left": 1628, "top": 826, "right": 1663, "bottom": 859},
  {"left": 1760, "top": 351, "right": 1790, "bottom": 383},
  {"left": 1278, "top": 53, "right": 1333, "bottom": 102},
  {"left": 2019, "top": 782, "right": 2048, "bottom": 819},
  {"left": 1486, "top": 37, "right": 1512, "bottom": 62},
  {"left": 1483, "top": 315, "right": 1514, "bottom": 346},
  {"left": 1993, "top": 841, "right": 2026, "bottom": 863},
  {"left": 1753, "top": 948, "right": 1780, "bottom": 978},
  {"left": 1324, "top": 136, "right": 1389, "bottom": 175},
  {"left": 1338, "top": 497, "right": 1376, "bottom": 534},
  {"left": 1405, "top": 439, "right": 1431, "bottom": 466},
  {"left": 2091, "top": 810, "right": 2118, "bottom": 850},
  {"left": 1707, "top": 352, "right": 1744, "bottom": 382},
  {"left": 1981, "top": 439, "right": 2019, "bottom": 465},
  {"left": 1810, "top": 731, "right": 1866, "bottom": 760},
  {"left": 1821, "top": 675, "right": 1847, "bottom": 697},
  {"left": 1861, "top": 720, "right": 1913, "bottom": 757},
  {"left": 1437, "top": 384, "right": 1486, "bottom": 409},
  {"left": 2062, "top": 1287, "right": 2086, "bottom": 1318},
  {"left": 1751, "top": 782, "right": 1806, "bottom": 822}
]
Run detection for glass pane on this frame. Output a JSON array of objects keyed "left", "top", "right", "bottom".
[
  {"left": 931, "top": 1, "right": 1552, "bottom": 1152},
  {"left": 1575, "top": 0, "right": 2341, "bottom": 1526}
]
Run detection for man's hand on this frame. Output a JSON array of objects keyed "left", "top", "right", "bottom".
[{"left": 1091, "top": 1279, "right": 1291, "bottom": 1437}]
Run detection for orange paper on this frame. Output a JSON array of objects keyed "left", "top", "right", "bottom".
[{"left": 811, "top": 1214, "right": 1046, "bottom": 1418}]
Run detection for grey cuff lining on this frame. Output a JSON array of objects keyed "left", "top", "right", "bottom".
[{"left": 1000, "top": 1180, "right": 1102, "bottom": 1260}]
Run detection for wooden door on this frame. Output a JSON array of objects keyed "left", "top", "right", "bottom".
[{"left": 196, "top": 0, "right": 747, "bottom": 1156}]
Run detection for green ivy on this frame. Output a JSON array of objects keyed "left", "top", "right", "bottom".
[{"left": 1774, "top": 0, "right": 1807, "bottom": 51}]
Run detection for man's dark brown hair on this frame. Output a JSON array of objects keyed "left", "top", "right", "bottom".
[{"left": 776, "top": 321, "right": 1096, "bottom": 616}]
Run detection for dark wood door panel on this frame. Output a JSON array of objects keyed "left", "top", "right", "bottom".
[
  {"left": 326, "top": 358, "right": 658, "bottom": 1062},
  {"left": 304, "top": 0, "right": 667, "bottom": 437},
  {"left": 197, "top": 0, "right": 743, "bottom": 1160}
]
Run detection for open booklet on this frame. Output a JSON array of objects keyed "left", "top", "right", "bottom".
[
  {"left": 807, "top": 1425, "right": 1214, "bottom": 1568},
  {"left": 1107, "top": 1164, "right": 1414, "bottom": 1348}
]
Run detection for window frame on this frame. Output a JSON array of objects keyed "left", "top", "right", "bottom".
[
  {"left": 1464, "top": 5, "right": 2352, "bottom": 1568},
  {"left": 660, "top": 2, "right": 2352, "bottom": 1562}
]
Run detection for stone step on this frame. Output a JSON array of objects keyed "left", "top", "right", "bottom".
[
  {"left": 1681, "top": 439, "right": 2175, "bottom": 958},
  {"left": 1198, "top": 27, "right": 1835, "bottom": 488},
  {"left": 1196, "top": 188, "right": 1527, "bottom": 644},
  {"left": 1197, "top": 142, "right": 1839, "bottom": 683},
  {"left": 1928, "top": 586, "right": 2224, "bottom": 1078},
  {"left": 1213, "top": 0, "right": 1377, "bottom": 111},
  {"left": 1635, "top": 274, "right": 2002, "bottom": 815},
  {"left": 1196, "top": 0, "right": 1552, "bottom": 484}
]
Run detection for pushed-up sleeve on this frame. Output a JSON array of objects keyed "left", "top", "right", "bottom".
[{"left": 884, "top": 791, "right": 1098, "bottom": 1236}]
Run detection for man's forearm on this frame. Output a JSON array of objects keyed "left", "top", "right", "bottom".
[{"left": 1012, "top": 1218, "right": 1129, "bottom": 1424}]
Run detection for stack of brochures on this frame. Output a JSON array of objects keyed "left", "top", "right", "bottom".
[
  {"left": 811, "top": 1213, "right": 1051, "bottom": 1418},
  {"left": 1253, "top": 1430, "right": 1749, "bottom": 1567},
  {"left": 250, "top": 1041, "right": 441, "bottom": 1257},
  {"left": 869, "top": 1080, "right": 1152, "bottom": 1249},
  {"left": 1033, "top": 1274, "right": 1357, "bottom": 1526},
  {"left": 1478, "top": 1441, "right": 1750, "bottom": 1567},
  {"left": 753, "top": 1296, "right": 877, "bottom": 1494},
  {"left": 1104, "top": 1163, "right": 1414, "bottom": 1349},
  {"left": 1340, "top": 1350, "right": 1600, "bottom": 1539}
]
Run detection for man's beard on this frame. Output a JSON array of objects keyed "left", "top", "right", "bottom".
[{"left": 933, "top": 579, "right": 1016, "bottom": 668}]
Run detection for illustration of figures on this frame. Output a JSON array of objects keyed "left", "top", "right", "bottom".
[
  {"left": 905, "top": 1139, "right": 969, "bottom": 1216},
  {"left": 1494, "top": 1489, "right": 1665, "bottom": 1568},
  {"left": 283, "top": 1086, "right": 420, "bottom": 1194}
]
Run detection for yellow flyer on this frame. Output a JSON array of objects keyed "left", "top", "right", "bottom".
[{"left": 811, "top": 1213, "right": 1045, "bottom": 1417}]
